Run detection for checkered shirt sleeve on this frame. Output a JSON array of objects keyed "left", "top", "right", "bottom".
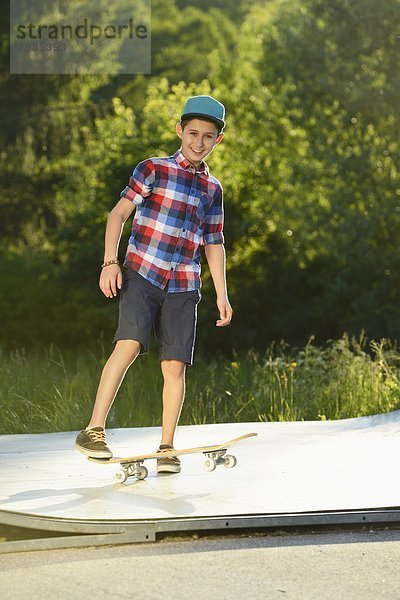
[
  {"left": 202, "top": 184, "right": 224, "bottom": 245},
  {"left": 120, "top": 159, "right": 155, "bottom": 206}
]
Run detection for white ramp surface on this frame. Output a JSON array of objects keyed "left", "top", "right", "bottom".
[{"left": 0, "top": 411, "right": 399, "bottom": 527}]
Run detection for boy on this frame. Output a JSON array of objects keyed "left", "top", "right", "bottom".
[{"left": 75, "top": 95, "right": 233, "bottom": 473}]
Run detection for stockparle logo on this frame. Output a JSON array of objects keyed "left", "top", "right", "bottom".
[{"left": 10, "top": 0, "right": 151, "bottom": 75}]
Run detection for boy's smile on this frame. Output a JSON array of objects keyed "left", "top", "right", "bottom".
[{"left": 176, "top": 118, "right": 224, "bottom": 168}]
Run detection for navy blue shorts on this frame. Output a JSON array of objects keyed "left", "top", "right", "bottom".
[{"left": 112, "top": 267, "right": 201, "bottom": 366}]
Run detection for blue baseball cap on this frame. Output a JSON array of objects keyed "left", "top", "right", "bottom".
[{"left": 181, "top": 95, "right": 225, "bottom": 130}]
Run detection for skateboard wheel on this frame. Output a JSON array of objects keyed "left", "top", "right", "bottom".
[
  {"left": 223, "top": 455, "right": 237, "bottom": 468},
  {"left": 137, "top": 466, "right": 148, "bottom": 480},
  {"left": 115, "top": 469, "right": 128, "bottom": 483},
  {"left": 204, "top": 458, "right": 217, "bottom": 472}
]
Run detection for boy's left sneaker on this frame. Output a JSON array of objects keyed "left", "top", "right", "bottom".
[{"left": 156, "top": 444, "right": 181, "bottom": 473}]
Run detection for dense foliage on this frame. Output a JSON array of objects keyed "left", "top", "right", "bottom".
[{"left": 1, "top": 0, "right": 399, "bottom": 355}]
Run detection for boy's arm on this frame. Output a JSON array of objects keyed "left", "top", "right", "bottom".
[
  {"left": 100, "top": 198, "right": 136, "bottom": 299},
  {"left": 204, "top": 243, "right": 233, "bottom": 327},
  {"left": 100, "top": 159, "right": 155, "bottom": 298}
]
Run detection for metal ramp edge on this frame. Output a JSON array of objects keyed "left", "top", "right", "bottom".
[{"left": 1, "top": 507, "right": 400, "bottom": 554}]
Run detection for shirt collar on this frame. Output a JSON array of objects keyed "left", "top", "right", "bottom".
[{"left": 173, "top": 148, "right": 209, "bottom": 176}]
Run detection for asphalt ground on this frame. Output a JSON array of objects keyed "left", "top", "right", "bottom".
[{"left": 1, "top": 526, "right": 399, "bottom": 599}]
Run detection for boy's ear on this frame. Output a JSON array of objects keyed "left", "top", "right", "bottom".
[
  {"left": 215, "top": 132, "right": 224, "bottom": 145},
  {"left": 176, "top": 122, "right": 183, "bottom": 139}
]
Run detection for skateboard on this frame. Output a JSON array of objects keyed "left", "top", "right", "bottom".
[{"left": 88, "top": 432, "right": 258, "bottom": 483}]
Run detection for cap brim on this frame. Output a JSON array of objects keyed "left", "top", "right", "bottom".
[{"left": 180, "top": 112, "right": 225, "bottom": 129}]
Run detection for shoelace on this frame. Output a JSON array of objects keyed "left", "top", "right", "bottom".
[
  {"left": 158, "top": 455, "right": 180, "bottom": 462},
  {"left": 87, "top": 429, "right": 105, "bottom": 443},
  {"left": 157, "top": 446, "right": 179, "bottom": 461}
]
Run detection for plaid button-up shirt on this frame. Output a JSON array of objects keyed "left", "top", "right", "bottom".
[{"left": 120, "top": 149, "right": 224, "bottom": 293}]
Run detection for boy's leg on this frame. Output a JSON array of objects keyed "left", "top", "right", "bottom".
[
  {"left": 155, "top": 287, "right": 201, "bottom": 451},
  {"left": 86, "top": 339, "right": 141, "bottom": 429},
  {"left": 75, "top": 339, "right": 141, "bottom": 457},
  {"left": 159, "top": 359, "right": 186, "bottom": 446}
]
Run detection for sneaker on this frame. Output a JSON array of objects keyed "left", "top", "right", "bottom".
[
  {"left": 156, "top": 444, "right": 181, "bottom": 473},
  {"left": 74, "top": 426, "right": 113, "bottom": 458}
]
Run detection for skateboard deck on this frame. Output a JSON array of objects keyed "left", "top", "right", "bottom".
[{"left": 88, "top": 432, "right": 258, "bottom": 483}]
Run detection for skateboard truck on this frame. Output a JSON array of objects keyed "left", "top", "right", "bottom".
[
  {"left": 203, "top": 448, "right": 237, "bottom": 472},
  {"left": 115, "top": 461, "right": 148, "bottom": 483}
]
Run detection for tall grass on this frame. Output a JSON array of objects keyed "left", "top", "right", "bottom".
[{"left": 0, "top": 332, "right": 399, "bottom": 434}]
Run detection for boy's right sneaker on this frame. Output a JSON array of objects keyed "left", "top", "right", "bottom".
[
  {"left": 156, "top": 444, "right": 181, "bottom": 473},
  {"left": 74, "top": 426, "right": 113, "bottom": 458}
]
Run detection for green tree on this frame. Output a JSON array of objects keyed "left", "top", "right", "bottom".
[{"left": 211, "top": 0, "right": 400, "bottom": 352}]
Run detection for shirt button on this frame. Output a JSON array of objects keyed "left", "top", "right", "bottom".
[{"left": 182, "top": 228, "right": 186, "bottom": 232}]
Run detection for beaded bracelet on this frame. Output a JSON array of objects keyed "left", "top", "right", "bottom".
[{"left": 101, "top": 259, "right": 120, "bottom": 268}]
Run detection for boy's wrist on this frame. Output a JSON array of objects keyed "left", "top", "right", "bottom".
[{"left": 101, "top": 259, "right": 120, "bottom": 268}]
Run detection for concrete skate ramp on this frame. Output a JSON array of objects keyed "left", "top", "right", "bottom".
[{"left": 0, "top": 411, "right": 399, "bottom": 549}]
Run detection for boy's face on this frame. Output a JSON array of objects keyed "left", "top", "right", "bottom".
[{"left": 176, "top": 118, "right": 224, "bottom": 168}]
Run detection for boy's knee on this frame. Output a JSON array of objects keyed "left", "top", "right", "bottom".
[
  {"left": 161, "top": 359, "right": 186, "bottom": 379},
  {"left": 114, "top": 339, "right": 141, "bottom": 362}
]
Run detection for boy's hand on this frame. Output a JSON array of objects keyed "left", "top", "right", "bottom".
[
  {"left": 216, "top": 296, "right": 233, "bottom": 327},
  {"left": 100, "top": 265, "right": 122, "bottom": 298}
]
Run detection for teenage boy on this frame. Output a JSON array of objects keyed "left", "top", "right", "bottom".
[{"left": 75, "top": 95, "right": 233, "bottom": 473}]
